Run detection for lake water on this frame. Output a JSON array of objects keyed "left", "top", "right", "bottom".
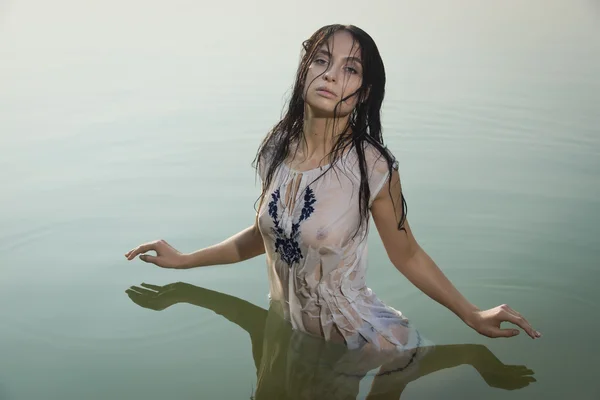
[{"left": 1, "top": 0, "right": 599, "bottom": 399}]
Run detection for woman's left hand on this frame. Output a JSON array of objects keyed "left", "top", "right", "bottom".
[{"left": 466, "top": 304, "right": 542, "bottom": 339}]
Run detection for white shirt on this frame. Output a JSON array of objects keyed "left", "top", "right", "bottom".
[{"left": 258, "top": 141, "right": 422, "bottom": 351}]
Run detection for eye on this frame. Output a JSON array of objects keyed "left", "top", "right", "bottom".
[
  {"left": 344, "top": 66, "right": 358, "bottom": 75},
  {"left": 314, "top": 58, "right": 327, "bottom": 65}
]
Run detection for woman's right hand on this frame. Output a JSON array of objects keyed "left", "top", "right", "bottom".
[{"left": 124, "top": 239, "right": 189, "bottom": 269}]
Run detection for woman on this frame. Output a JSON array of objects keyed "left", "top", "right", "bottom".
[{"left": 125, "top": 24, "right": 541, "bottom": 351}]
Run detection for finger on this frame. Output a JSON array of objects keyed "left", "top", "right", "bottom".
[
  {"left": 125, "top": 291, "right": 150, "bottom": 308},
  {"left": 515, "top": 365, "right": 533, "bottom": 374},
  {"left": 161, "top": 240, "right": 175, "bottom": 250},
  {"left": 125, "top": 290, "right": 144, "bottom": 302},
  {"left": 140, "top": 283, "right": 163, "bottom": 291},
  {"left": 163, "top": 282, "right": 184, "bottom": 290},
  {"left": 488, "top": 327, "right": 522, "bottom": 338},
  {"left": 127, "top": 286, "right": 157, "bottom": 296},
  {"left": 126, "top": 247, "right": 143, "bottom": 260},
  {"left": 509, "top": 366, "right": 535, "bottom": 376},
  {"left": 126, "top": 286, "right": 145, "bottom": 293},
  {"left": 125, "top": 288, "right": 142, "bottom": 296},
  {"left": 504, "top": 305, "right": 522, "bottom": 318},
  {"left": 501, "top": 306, "right": 542, "bottom": 338},
  {"left": 127, "top": 243, "right": 157, "bottom": 260},
  {"left": 499, "top": 310, "right": 537, "bottom": 339},
  {"left": 140, "top": 255, "right": 176, "bottom": 269},
  {"left": 139, "top": 254, "right": 159, "bottom": 264}
]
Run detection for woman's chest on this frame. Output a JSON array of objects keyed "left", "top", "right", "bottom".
[{"left": 259, "top": 170, "right": 361, "bottom": 249}]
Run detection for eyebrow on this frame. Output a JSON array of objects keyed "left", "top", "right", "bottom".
[{"left": 316, "top": 49, "right": 363, "bottom": 66}]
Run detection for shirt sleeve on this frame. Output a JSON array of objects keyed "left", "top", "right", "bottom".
[
  {"left": 257, "top": 143, "right": 274, "bottom": 185},
  {"left": 258, "top": 153, "right": 266, "bottom": 184},
  {"left": 367, "top": 144, "right": 399, "bottom": 207}
]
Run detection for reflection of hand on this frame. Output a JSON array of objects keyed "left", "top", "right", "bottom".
[
  {"left": 126, "top": 282, "right": 189, "bottom": 311},
  {"left": 477, "top": 363, "right": 536, "bottom": 390},
  {"left": 474, "top": 346, "right": 536, "bottom": 390},
  {"left": 125, "top": 281, "right": 268, "bottom": 374}
]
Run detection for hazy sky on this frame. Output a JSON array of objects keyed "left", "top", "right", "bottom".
[{"left": 1, "top": 0, "right": 598, "bottom": 145}]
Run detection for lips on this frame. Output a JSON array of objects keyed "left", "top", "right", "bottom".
[{"left": 316, "top": 86, "right": 337, "bottom": 97}]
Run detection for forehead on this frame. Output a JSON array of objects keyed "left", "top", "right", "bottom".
[{"left": 320, "top": 30, "right": 362, "bottom": 60}]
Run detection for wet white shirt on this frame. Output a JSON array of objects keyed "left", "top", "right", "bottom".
[{"left": 258, "top": 141, "right": 421, "bottom": 351}]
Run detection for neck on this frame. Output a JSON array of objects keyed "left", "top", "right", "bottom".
[{"left": 300, "top": 106, "right": 350, "bottom": 161}]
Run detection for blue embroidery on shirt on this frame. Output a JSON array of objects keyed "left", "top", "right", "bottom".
[{"left": 268, "top": 187, "right": 316, "bottom": 266}]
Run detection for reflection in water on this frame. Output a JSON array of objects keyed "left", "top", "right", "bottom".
[{"left": 126, "top": 283, "right": 536, "bottom": 399}]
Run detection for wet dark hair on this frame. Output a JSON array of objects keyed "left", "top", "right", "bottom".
[{"left": 253, "top": 24, "right": 407, "bottom": 238}]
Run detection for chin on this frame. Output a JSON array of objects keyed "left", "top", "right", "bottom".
[{"left": 305, "top": 97, "right": 352, "bottom": 118}]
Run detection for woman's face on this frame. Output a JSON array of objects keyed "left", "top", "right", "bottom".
[{"left": 303, "top": 30, "right": 365, "bottom": 118}]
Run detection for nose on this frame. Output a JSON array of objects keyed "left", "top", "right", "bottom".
[{"left": 323, "top": 68, "right": 337, "bottom": 82}]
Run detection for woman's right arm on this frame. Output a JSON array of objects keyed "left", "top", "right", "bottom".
[{"left": 124, "top": 222, "right": 266, "bottom": 269}]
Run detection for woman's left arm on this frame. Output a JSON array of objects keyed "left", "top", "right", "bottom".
[{"left": 370, "top": 169, "right": 541, "bottom": 339}]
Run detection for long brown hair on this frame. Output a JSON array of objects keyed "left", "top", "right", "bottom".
[{"left": 253, "top": 24, "right": 406, "bottom": 239}]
